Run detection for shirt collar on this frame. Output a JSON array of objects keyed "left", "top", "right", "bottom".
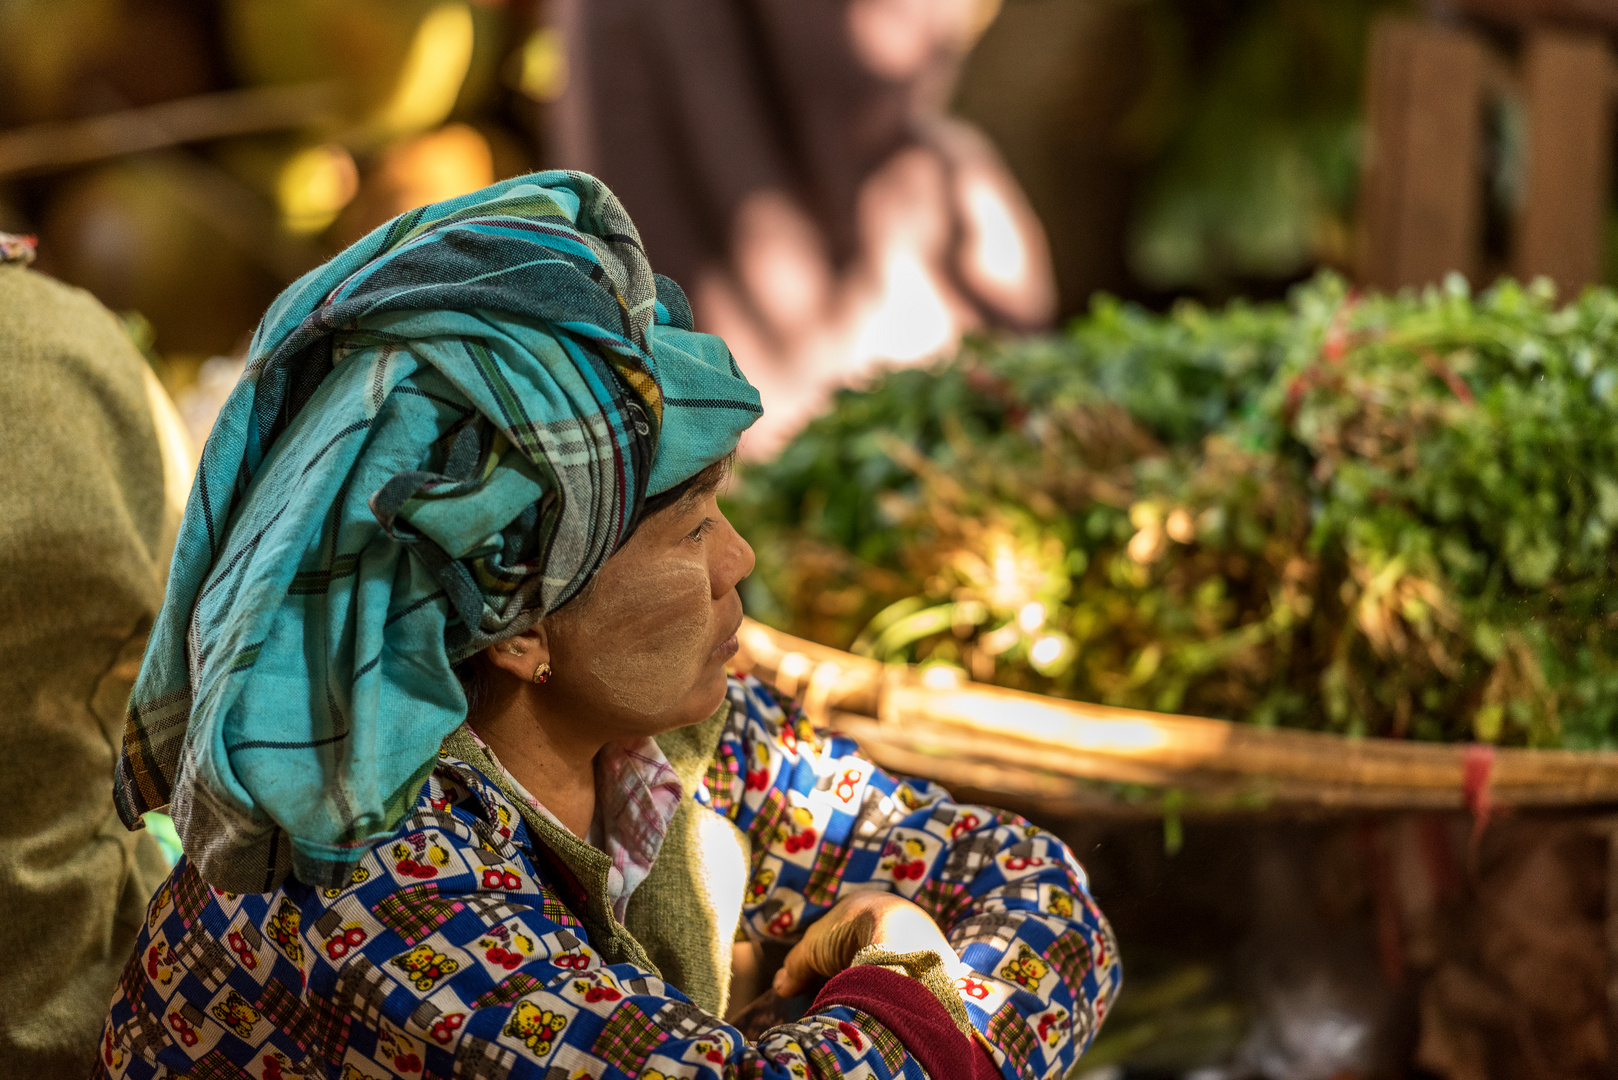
[{"left": 463, "top": 726, "right": 683, "bottom": 919}]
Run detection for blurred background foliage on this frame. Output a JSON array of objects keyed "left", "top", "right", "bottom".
[
  {"left": 11, "top": 0, "right": 1616, "bottom": 752},
  {"left": 956, "top": 0, "right": 1409, "bottom": 311},
  {"left": 0, "top": 0, "right": 550, "bottom": 401},
  {"left": 1121, "top": 0, "right": 1385, "bottom": 290},
  {"left": 0, "top": 0, "right": 1411, "bottom": 392}
]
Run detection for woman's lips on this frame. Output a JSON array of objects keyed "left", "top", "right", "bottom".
[
  {"left": 711, "top": 605, "right": 744, "bottom": 662},
  {"left": 712, "top": 634, "right": 740, "bottom": 662}
]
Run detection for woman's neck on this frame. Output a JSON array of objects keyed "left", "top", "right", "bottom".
[{"left": 468, "top": 690, "right": 604, "bottom": 840}]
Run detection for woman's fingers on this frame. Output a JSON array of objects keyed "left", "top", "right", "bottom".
[
  {"left": 773, "top": 936, "right": 817, "bottom": 997},
  {"left": 774, "top": 904, "right": 876, "bottom": 997},
  {"left": 770, "top": 892, "right": 960, "bottom": 998}
]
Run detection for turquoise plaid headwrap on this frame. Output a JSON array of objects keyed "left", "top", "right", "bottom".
[{"left": 114, "top": 172, "right": 762, "bottom": 892}]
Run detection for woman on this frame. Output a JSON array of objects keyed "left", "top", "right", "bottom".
[{"left": 98, "top": 173, "right": 1118, "bottom": 1080}]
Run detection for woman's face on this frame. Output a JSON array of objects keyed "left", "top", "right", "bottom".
[{"left": 540, "top": 490, "right": 755, "bottom": 737}]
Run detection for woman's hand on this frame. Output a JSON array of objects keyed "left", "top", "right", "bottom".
[{"left": 773, "top": 891, "right": 957, "bottom": 997}]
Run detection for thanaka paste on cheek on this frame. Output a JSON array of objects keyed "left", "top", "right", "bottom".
[{"left": 587, "top": 557, "right": 714, "bottom": 716}]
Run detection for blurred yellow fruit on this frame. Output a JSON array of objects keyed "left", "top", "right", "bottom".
[
  {"left": 376, "top": 123, "right": 493, "bottom": 210},
  {"left": 333, "top": 123, "right": 494, "bottom": 244},
  {"left": 0, "top": 0, "right": 122, "bottom": 123},
  {"left": 511, "top": 26, "right": 567, "bottom": 103},
  {"left": 1166, "top": 507, "right": 1195, "bottom": 544},
  {"left": 277, "top": 144, "right": 360, "bottom": 235},
  {"left": 373, "top": 2, "right": 475, "bottom": 141},
  {"left": 224, "top": 0, "right": 475, "bottom": 145}
]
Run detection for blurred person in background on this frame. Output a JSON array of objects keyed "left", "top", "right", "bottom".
[
  {"left": 556, "top": 0, "right": 1057, "bottom": 452},
  {"left": 4, "top": 0, "right": 1052, "bottom": 456},
  {"left": 0, "top": 232, "right": 187, "bottom": 1076},
  {"left": 95, "top": 174, "right": 1117, "bottom": 1080}
]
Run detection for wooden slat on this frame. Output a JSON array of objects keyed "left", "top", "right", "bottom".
[
  {"left": 1442, "top": 0, "right": 1618, "bottom": 34},
  {"left": 1356, "top": 17, "right": 1490, "bottom": 290},
  {"left": 1515, "top": 28, "right": 1616, "bottom": 297},
  {"left": 0, "top": 83, "right": 337, "bottom": 180},
  {"left": 734, "top": 618, "right": 1618, "bottom": 811}
]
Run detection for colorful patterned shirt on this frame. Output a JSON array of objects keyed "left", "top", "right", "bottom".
[{"left": 96, "top": 676, "right": 1120, "bottom": 1080}]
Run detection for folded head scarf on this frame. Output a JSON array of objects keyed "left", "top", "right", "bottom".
[{"left": 114, "top": 172, "right": 762, "bottom": 892}]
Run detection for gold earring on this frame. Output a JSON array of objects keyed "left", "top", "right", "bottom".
[{"left": 532, "top": 662, "right": 552, "bottom": 685}]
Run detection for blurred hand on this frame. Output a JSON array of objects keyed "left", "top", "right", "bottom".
[{"left": 773, "top": 891, "right": 957, "bottom": 997}]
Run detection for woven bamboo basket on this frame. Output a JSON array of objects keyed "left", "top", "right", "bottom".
[{"left": 733, "top": 618, "right": 1618, "bottom": 816}]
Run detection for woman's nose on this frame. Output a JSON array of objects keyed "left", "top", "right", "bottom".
[{"left": 712, "top": 514, "right": 755, "bottom": 596}]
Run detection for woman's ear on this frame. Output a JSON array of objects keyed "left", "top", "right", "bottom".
[{"left": 482, "top": 623, "right": 552, "bottom": 684}]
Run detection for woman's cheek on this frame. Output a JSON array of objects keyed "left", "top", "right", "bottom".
[{"left": 586, "top": 558, "right": 714, "bottom": 717}]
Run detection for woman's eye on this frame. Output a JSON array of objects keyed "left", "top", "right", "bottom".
[{"left": 686, "top": 518, "right": 716, "bottom": 543}]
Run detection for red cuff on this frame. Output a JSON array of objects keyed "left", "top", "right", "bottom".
[{"left": 812, "top": 965, "right": 1001, "bottom": 1080}]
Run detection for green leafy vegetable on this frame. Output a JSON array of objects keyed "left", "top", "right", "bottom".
[{"left": 727, "top": 273, "right": 1618, "bottom": 748}]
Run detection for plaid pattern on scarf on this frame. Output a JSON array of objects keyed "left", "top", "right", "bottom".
[{"left": 114, "top": 172, "right": 760, "bottom": 894}]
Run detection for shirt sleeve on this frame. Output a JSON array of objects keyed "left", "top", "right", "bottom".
[
  {"left": 698, "top": 675, "right": 1122, "bottom": 1080},
  {"left": 96, "top": 761, "right": 963, "bottom": 1080}
]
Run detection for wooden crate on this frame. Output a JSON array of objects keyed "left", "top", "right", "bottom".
[
  {"left": 1357, "top": 17, "right": 1490, "bottom": 291},
  {"left": 1440, "top": 0, "right": 1618, "bottom": 34},
  {"left": 1357, "top": 15, "right": 1618, "bottom": 296},
  {"left": 1516, "top": 29, "right": 1617, "bottom": 294}
]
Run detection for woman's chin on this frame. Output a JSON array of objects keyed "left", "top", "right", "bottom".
[
  {"left": 663, "top": 665, "right": 733, "bottom": 730},
  {"left": 603, "top": 673, "right": 732, "bottom": 738}
]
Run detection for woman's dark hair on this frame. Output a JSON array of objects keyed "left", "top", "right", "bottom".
[
  {"left": 637, "top": 452, "right": 735, "bottom": 520},
  {"left": 454, "top": 452, "right": 736, "bottom": 717}
]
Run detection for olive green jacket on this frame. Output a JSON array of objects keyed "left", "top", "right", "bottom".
[{"left": 0, "top": 262, "right": 176, "bottom": 1076}]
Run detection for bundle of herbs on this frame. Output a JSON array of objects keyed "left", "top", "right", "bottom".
[{"left": 726, "top": 274, "right": 1618, "bottom": 748}]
